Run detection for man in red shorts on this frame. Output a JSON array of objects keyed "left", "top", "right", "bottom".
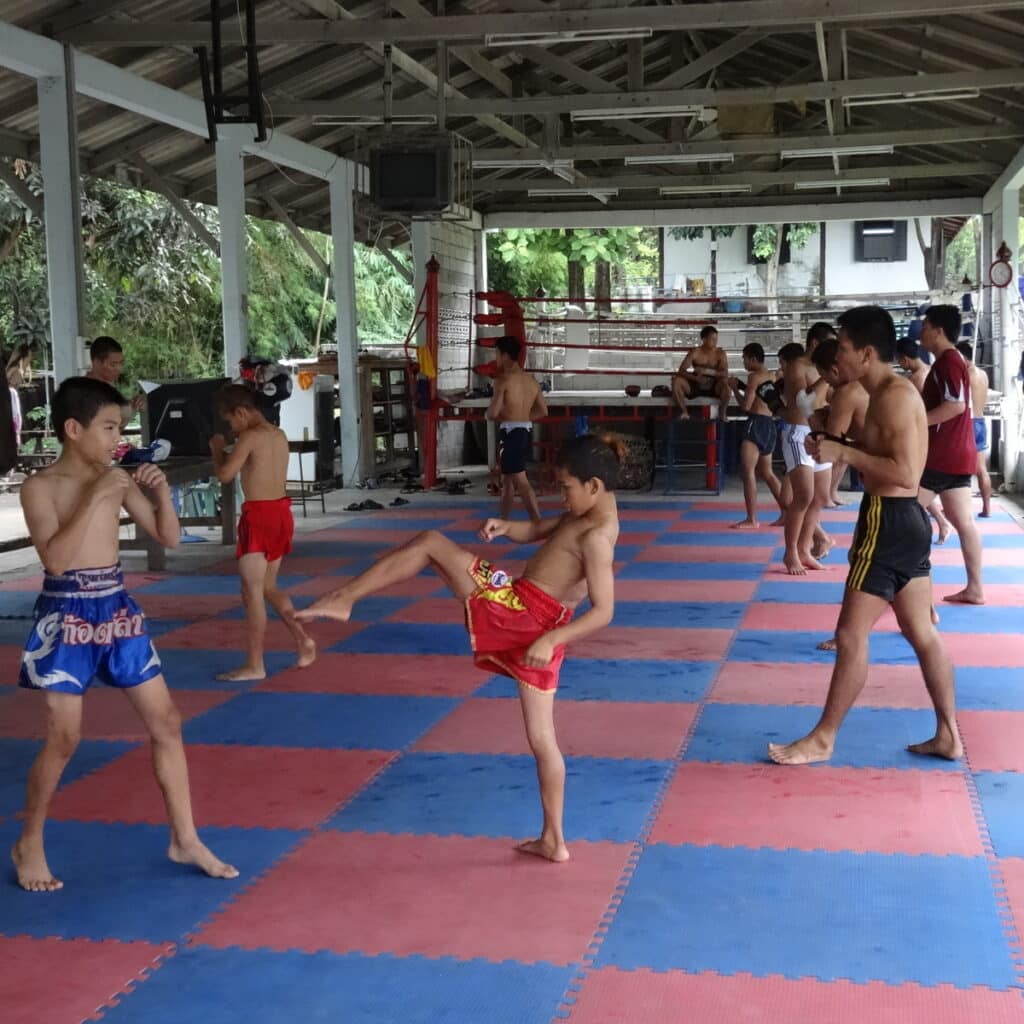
[
  {"left": 210, "top": 385, "right": 317, "bottom": 679},
  {"left": 918, "top": 305, "right": 984, "bottom": 606}
]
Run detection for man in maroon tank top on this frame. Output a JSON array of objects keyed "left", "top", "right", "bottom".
[{"left": 918, "top": 305, "right": 984, "bottom": 605}]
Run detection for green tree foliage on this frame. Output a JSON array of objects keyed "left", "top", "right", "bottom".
[
  {"left": 0, "top": 163, "right": 413, "bottom": 384},
  {"left": 487, "top": 227, "right": 659, "bottom": 296}
]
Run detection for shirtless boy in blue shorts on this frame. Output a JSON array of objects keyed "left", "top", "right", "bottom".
[{"left": 13, "top": 377, "right": 237, "bottom": 892}]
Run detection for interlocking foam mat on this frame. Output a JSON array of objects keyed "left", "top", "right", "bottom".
[{"left": 3, "top": 496, "right": 1024, "bottom": 1023}]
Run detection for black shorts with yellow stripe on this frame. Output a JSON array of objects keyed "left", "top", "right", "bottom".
[{"left": 847, "top": 494, "right": 931, "bottom": 603}]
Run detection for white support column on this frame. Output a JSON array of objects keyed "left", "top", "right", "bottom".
[
  {"left": 411, "top": 220, "right": 432, "bottom": 350},
  {"left": 215, "top": 125, "right": 253, "bottom": 375},
  {"left": 37, "top": 48, "right": 84, "bottom": 384},
  {"left": 475, "top": 228, "right": 488, "bottom": 295},
  {"left": 997, "top": 186, "right": 1021, "bottom": 393},
  {"left": 329, "top": 163, "right": 361, "bottom": 485}
]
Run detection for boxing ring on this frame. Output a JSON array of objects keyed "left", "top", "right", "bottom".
[{"left": 403, "top": 260, "right": 733, "bottom": 494}]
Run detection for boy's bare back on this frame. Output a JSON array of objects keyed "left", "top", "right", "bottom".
[
  {"left": 498, "top": 366, "right": 542, "bottom": 422},
  {"left": 522, "top": 498, "right": 619, "bottom": 607},
  {"left": 234, "top": 421, "right": 290, "bottom": 500}
]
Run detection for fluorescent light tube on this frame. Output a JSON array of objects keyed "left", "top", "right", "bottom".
[
  {"left": 528, "top": 188, "right": 618, "bottom": 197},
  {"left": 658, "top": 184, "right": 752, "bottom": 196},
  {"left": 571, "top": 105, "right": 703, "bottom": 122},
  {"left": 625, "top": 153, "right": 734, "bottom": 166},
  {"left": 486, "top": 28, "right": 652, "bottom": 47},
  {"left": 473, "top": 158, "right": 574, "bottom": 170},
  {"left": 781, "top": 145, "right": 894, "bottom": 159},
  {"left": 841, "top": 90, "right": 979, "bottom": 107},
  {"left": 793, "top": 177, "right": 890, "bottom": 190}
]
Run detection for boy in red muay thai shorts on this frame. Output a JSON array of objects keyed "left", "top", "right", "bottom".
[
  {"left": 210, "top": 384, "right": 316, "bottom": 681},
  {"left": 297, "top": 433, "right": 624, "bottom": 864}
]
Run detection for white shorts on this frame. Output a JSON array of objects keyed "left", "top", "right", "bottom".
[{"left": 781, "top": 423, "right": 832, "bottom": 474}]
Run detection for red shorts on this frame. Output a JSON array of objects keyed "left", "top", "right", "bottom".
[
  {"left": 464, "top": 558, "right": 572, "bottom": 693},
  {"left": 236, "top": 498, "right": 294, "bottom": 563}
]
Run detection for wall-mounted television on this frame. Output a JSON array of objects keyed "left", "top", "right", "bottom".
[{"left": 370, "top": 142, "right": 451, "bottom": 212}]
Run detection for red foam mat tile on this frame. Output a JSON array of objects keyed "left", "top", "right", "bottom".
[
  {"left": 667, "top": 520, "right": 783, "bottom": 534},
  {"left": 935, "top": 583, "right": 1024, "bottom": 606},
  {"left": 287, "top": 574, "right": 444, "bottom": 599},
  {"left": 274, "top": 556, "right": 352, "bottom": 576},
  {"left": 710, "top": 662, "right": 932, "bottom": 709},
  {"left": 636, "top": 545, "right": 776, "bottom": 563},
  {"left": 943, "top": 633, "right": 1024, "bottom": 668},
  {"left": 196, "top": 831, "right": 631, "bottom": 964},
  {"left": 568, "top": 968, "right": 1024, "bottom": 1024},
  {"left": 614, "top": 579, "right": 758, "bottom": 603},
  {"left": 931, "top": 547, "right": 1024, "bottom": 567},
  {"left": 742, "top": 602, "right": 900, "bottom": 633},
  {"left": 765, "top": 562, "right": 855, "bottom": 581},
  {"left": 387, "top": 596, "right": 467, "bottom": 625},
  {"left": 649, "top": 762, "right": 982, "bottom": 856},
  {"left": 0, "top": 575, "right": 43, "bottom": 591},
  {"left": 0, "top": 935, "right": 172, "bottom": 1024},
  {"left": 134, "top": 593, "right": 240, "bottom": 620},
  {"left": 155, "top": 616, "right": 362, "bottom": 652},
  {"left": 571, "top": 626, "right": 733, "bottom": 661},
  {"left": 258, "top": 652, "right": 489, "bottom": 696},
  {"left": 615, "top": 509, "right": 681, "bottom": 520},
  {"left": 958, "top": 711, "right": 1024, "bottom": 772},
  {"left": 1, "top": 643, "right": 25, "bottom": 686},
  {"left": 48, "top": 744, "right": 393, "bottom": 830},
  {"left": 0, "top": 688, "right": 234, "bottom": 740},
  {"left": 414, "top": 697, "right": 697, "bottom": 759},
  {"left": 304, "top": 528, "right": 423, "bottom": 544}
]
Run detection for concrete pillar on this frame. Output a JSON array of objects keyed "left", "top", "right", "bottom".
[
  {"left": 411, "top": 220, "right": 432, "bottom": 349},
  {"left": 37, "top": 47, "right": 84, "bottom": 384},
  {"left": 215, "top": 125, "right": 252, "bottom": 376},
  {"left": 329, "top": 163, "right": 361, "bottom": 485}
]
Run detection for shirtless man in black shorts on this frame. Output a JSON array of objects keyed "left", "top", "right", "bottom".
[
  {"left": 768, "top": 305, "right": 962, "bottom": 765},
  {"left": 672, "top": 325, "right": 731, "bottom": 419}
]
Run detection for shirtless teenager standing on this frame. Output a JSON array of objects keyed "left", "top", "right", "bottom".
[
  {"left": 897, "top": 337, "right": 953, "bottom": 543},
  {"left": 672, "top": 325, "right": 731, "bottom": 420},
  {"left": 777, "top": 342, "right": 832, "bottom": 574},
  {"left": 918, "top": 306, "right": 984, "bottom": 606},
  {"left": 727, "top": 342, "right": 782, "bottom": 529},
  {"left": 956, "top": 341, "right": 993, "bottom": 518},
  {"left": 487, "top": 336, "right": 547, "bottom": 524},
  {"left": 769, "top": 305, "right": 962, "bottom": 766}
]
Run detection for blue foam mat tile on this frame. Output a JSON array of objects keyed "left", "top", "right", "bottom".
[
  {"left": 147, "top": 619, "right": 197, "bottom": 638},
  {"left": 132, "top": 575, "right": 304, "bottom": 596},
  {"left": 684, "top": 703, "right": 961, "bottom": 770},
  {"left": 610, "top": 601, "right": 745, "bottom": 630},
  {"left": 288, "top": 541, "right": 391, "bottom": 559},
  {"left": 0, "top": 820, "right": 303, "bottom": 942},
  {"left": 340, "top": 516, "right": 461, "bottom": 531},
  {"left": 475, "top": 658, "right": 717, "bottom": 703},
  {"left": 681, "top": 509, "right": 772, "bottom": 522},
  {"left": 159, "top": 650, "right": 297, "bottom": 690},
  {"left": 653, "top": 531, "right": 787, "bottom": 547},
  {"left": 183, "top": 692, "right": 457, "bottom": 749},
  {"left": 0, "top": 738, "right": 136, "bottom": 816},
  {"left": 955, "top": 668, "right": 1024, "bottom": 711},
  {"left": 617, "top": 562, "right": 765, "bottom": 581},
  {"left": 0, "top": 591, "right": 39, "bottom": 618},
  {"left": 729, "top": 630, "right": 919, "bottom": 665},
  {"left": 0, "top": 620, "right": 32, "bottom": 645},
  {"left": 596, "top": 844, "right": 1016, "bottom": 988},
  {"left": 619, "top": 500, "right": 689, "bottom": 511},
  {"left": 217, "top": 594, "right": 411, "bottom": 624},
  {"left": 96, "top": 946, "right": 576, "bottom": 1024},
  {"left": 328, "top": 622, "right": 471, "bottom": 656},
  {"left": 972, "top": 772, "right": 1024, "bottom": 858},
  {"left": 754, "top": 581, "right": 848, "bottom": 604},
  {"left": 933, "top": 565, "right": 1024, "bottom": 584},
  {"left": 330, "top": 752, "right": 670, "bottom": 843},
  {"left": 931, "top": 604, "right": 1024, "bottom": 633}
]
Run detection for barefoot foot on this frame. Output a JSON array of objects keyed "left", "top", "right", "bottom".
[
  {"left": 12, "top": 839, "right": 63, "bottom": 892},
  {"left": 515, "top": 837, "right": 570, "bottom": 863},
  {"left": 801, "top": 553, "right": 825, "bottom": 571},
  {"left": 935, "top": 522, "right": 951, "bottom": 545},
  {"left": 168, "top": 838, "right": 239, "bottom": 879},
  {"left": 811, "top": 535, "right": 835, "bottom": 560},
  {"left": 295, "top": 591, "right": 353, "bottom": 623},
  {"left": 908, "top": 731, "right": 963, "bottom": 761},
  {"left": 731, "top": 518, "right": 759, "bottom": 530},
  {"left": 816, "top": 637, "right": 838, "bottom": 652},
  {"left": 942, "top": 588, "right": 985, "bottom": 606},
  {"left": 768, "top": 732, "right": 834, "bottom": 766},
  {"left": 216, "top": 665, "right": 266, "bottom": 681},
  {"left": 770, "top": 515, "right": 785, "bottom": 527},
  {"left": 784, "top": 555, "right": 807, "bottom": 577},
  {"left": 296, "top": 637, "right": 317, "bottom": 669}
]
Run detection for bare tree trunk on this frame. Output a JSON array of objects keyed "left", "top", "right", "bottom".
[
  {"left": 914, "top": 217, "right": 945, "bottom": 290},
  {"left": 0, "top": 216, "right": 26, "bottom": 264},
  {"left": 765, "top": 223, "right": 783, "bottom": 315},
  {"left": 568, "top": 259, "right": 585, "bottom": 304},
  {"left": 594, "top": 259, "right": 611, "bottom": 316}
]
